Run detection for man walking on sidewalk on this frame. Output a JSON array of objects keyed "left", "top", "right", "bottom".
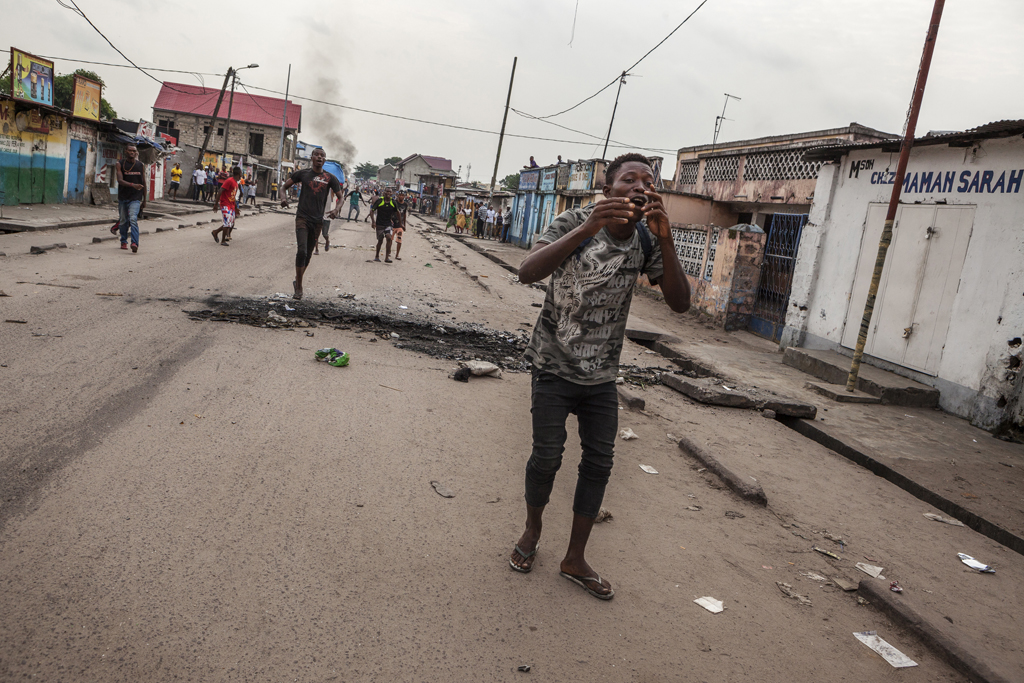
[
  {"left": 370, "top": 187, "right": 402, "bottom": 263},
  {"left": 115, "top": 145, "right": 146, "bottom": 253},
  {"left": 279, "top": 148, "right": 343, "bottom": 299},
  {"left": 507, "top": 153, "right": 691, "bottom": 600}
]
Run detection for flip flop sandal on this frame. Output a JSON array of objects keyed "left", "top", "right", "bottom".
[
  {"left": 560, "top": 571, "right": 615, "bottom": 600},
  {"left": 509, "top": 543, "right": 539, "bottom": 574}
]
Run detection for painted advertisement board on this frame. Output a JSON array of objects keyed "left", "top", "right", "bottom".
[
  {"left": 520, "top": 169, "right": 540, "bottom": 191},
  {"left": 540, "top": 167, "right": 557, "bottom": 192},
  {"left": 568, "top": 161, "right": 594, "bottom": 192},
  {"left": 10, "top": 48, "right": 54, "bottom": 107},
  {"left": 72, "top": 75, "right": 102, "bottom": 121}
]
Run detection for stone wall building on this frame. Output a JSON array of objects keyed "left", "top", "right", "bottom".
[{"left": 152, "top": 82, "right": 300, "bottom": 195}]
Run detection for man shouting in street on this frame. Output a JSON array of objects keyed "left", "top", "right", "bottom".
[
  {"left": 279, "top": 148, "right": 343, "bottom": 299},
  {"left": 508, "top": 153, "right": 690, "bottom": 600}
]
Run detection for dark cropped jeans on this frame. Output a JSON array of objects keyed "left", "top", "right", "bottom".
[{"left": 524, "top": 368, "right": 619, "bottom": 519}]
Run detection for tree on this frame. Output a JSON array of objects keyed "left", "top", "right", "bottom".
[
  {"left": 384, "top": 156, "right": 402, "bottom": 166},
  {"left": 1, "top": 68, "right": 118, "bottom": 119},
  {"left": 354, "top": 161, "right": 380, "bottom": 179},
  {"left": 501, "top": 173, "right": 520, "bottom": 191}
]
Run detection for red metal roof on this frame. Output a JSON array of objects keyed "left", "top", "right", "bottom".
[{"left": 153, "top": 82, "right": 301, "bottom": 130}]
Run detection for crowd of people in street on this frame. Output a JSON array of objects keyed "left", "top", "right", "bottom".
[{"left": 446, "top": 200, "right": 512, "bottom": 241}]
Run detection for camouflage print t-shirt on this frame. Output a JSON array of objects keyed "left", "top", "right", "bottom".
[{"left": 524, "top": 205, "right": 664, "bottom": 385}]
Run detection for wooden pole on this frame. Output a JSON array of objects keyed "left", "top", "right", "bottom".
[
  {"left": 846, "top": 0, "right": 945, "bottom": 392},
  {"left": 601, "top": 72, "right": 626, "bottom": 160},
  {"left": 489, "top": 57, "right": 518, "bottom": 204},
  {"left": 186, "top": 68, "right": 232, "bottom": 200}
]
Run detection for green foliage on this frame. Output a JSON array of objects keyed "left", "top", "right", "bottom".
[
  {"left": 384, "top": 156, "right": 402, "bottom": 166},
  {"left": 501, "top": 173, "right": 520, "bottom": 191},
  {"left": 354, "top": 161, "right": 380, "bottom": 179}
]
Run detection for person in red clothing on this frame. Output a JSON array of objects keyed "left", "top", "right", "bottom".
[{"left": 211, "top": 167, "right": 242, "bottom": 245}]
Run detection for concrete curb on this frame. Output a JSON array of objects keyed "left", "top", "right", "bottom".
[
  {"left": 449, "top": 234, "right": 521, "bottom": 275},
  {"left": 858, "top": 578, "right": 1012, "bottom": 683},
  {"left": 779, "top": 416, "right": 1024, "bottom": 557},
  {"left": 676, "top": 436, "right": 767, "bottom": 506},
  {"left": 616, "top": 384, "right": 646, "bottom": 411},
  {"left": 0, "top": 204, "right": 211, "bottom": 234}
]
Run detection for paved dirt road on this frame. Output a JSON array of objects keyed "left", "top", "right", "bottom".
[{"left": 0, "top": 211, "right": 997, "bottom": 681}]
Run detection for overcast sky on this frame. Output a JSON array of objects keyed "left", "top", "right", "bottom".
[{"left": 9, "top": 0, "right": 1024, "bottom": 182}]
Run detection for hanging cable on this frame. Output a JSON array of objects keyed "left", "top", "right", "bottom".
[
  {"left": 537, "top": 0, "right": 710, "bottom": 119},
  {"left": 54, "top": 0, "right": 197, "bottom": 94}
]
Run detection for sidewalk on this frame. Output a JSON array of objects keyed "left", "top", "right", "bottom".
[{"left": 0, "top": 198, "right": 219, "bottom": 234}]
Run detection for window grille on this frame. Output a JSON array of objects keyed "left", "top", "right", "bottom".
[
  {"left": 704, "top": 227, "right": 720, "bottom": 281},
  {"left": 702, "top": 156, "right": 738, "bottom": 182},
  {"left": 743, "top": 150, "right": 822, "bottom": 181},
  {"left": 677, "top": 160, "right": 699, "bottom": 186},
  {"left": 671, "top": 227, "right": 708, "bottom": 278}
]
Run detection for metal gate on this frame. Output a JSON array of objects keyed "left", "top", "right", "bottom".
[{"left": 749, "top": 213, "right": 807, "bottom": 341}]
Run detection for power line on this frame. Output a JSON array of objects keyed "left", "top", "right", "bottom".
[
  {"left": 240, "top": 83, "right": 663, "bottom": 150},
  {"left": 0, "top": 49, "right": 222, "bottom": 79},
  {"left": 54, "top": 0, "right": 197, "bottom": 94},
  {"left": 236, "top": 80, "right": 280, "bottom": 120},
  {"left": 510, "top": 107, "right": 674, "bottom": 154},
  {"left": 537, "top": 0, "right": 710, "bottom": 119}
]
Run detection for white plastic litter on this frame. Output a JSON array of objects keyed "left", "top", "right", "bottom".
[
  {"left": 853, "top": 631, "right": 918, "bottom": 668},
  {"left": 639, "top": 464, "right": 659, "bottom": 474},
  {"left": 284, "top": 304, "right": 295, "bottom": 311},
  {"left": 619, "top": 428, "right": 639, "bottom": 440},
  {"left": 855, "top": 562, "right": 884, "bottom": 578},
  {"left": 461, "top": 360, "right": 502, "bottom": 378},
  {"left": 399, "top": 305, "right": 408, "bottom": 309},
  {"left": 924, "top": 513, "right": 965, "bottom": 527},
  {"left": 694, "top": 597, "right": 723, "bottom": 613},
  {"left": 958, "top": 553, "right": 995, "bottom": 573}
]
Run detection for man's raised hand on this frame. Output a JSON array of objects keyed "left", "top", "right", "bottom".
[
  {"left": 581, "top": 197, "right": 635, "bottom": 236},
  {"left": 640, "top": 190, "right": 671, "bottom": 240}
]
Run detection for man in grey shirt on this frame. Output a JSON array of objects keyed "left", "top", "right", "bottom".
[{"left": 508, "top": 153, "right": 690, "bottom": 600}]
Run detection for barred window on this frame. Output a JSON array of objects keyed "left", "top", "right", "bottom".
[
  {"left": 743, "top": 150, "right": 822, "bottom": 181},
  {"left": 702, "top": 156, "right": 739, "bottom": 182},
  {"left": 677, "top": 160, "right": 699, "bottom": 186}
]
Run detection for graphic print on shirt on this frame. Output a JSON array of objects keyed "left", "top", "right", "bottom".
[{"left": 550, "top": 247, "right": 639, "bottom": 372}]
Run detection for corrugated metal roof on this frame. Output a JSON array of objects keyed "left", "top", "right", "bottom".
[
  {"left": 153, "top": 82, "right": 300, "bottom": 130},
  {"left": 805, "top": 120, "right": 1024, "bottom": 160},
  {"left": 398, "top": 153, "right": 453, "bottom": 172}
]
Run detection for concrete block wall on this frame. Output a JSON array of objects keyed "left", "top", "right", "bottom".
[{"left": 153, "top": 110, "right": 295, "bottom": 167}]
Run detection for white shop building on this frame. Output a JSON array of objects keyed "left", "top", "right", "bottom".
[{"left": 781, "top": 120, "right": 1024, "bottom": 432}]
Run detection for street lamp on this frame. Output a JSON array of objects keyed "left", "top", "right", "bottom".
[{"left": 221, "top": 63, "right": 259, "bottom": 164}]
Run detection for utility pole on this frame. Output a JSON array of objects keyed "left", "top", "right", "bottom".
[
  {"left": 705, "top": 93, "right": 741, "bottom": 224},
  {"left": 275, "top": 64, "right": 292, "bottom": 186},
  {"left": 846, "top": 0, "right": 945, "bottom": 392},
  {"left": 221, "top": 71, "right": 238, "bottom": 163},
  {"left": 489, "top": 57, "right": 518, "bottom": 204},
  {"left": 186, "top": 68, "right": 232, "bottom": 201},
  {"left": 601, "top": 71, "right": 628, "bottom": 160}
]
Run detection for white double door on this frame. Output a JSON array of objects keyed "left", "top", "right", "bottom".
[{"left": 842, "top": 203, "right": 974, "bottom": 376}]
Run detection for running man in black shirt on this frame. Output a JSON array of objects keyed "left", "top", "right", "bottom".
[
  {"left": 279, "top": 148, "right": 343, "bottom": 299},
  {"left": 369, "top": 187, "right": 404, "bottom": 263}
]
